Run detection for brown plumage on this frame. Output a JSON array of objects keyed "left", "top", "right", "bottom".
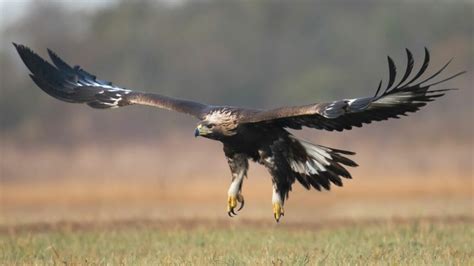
[{"left": 13, "top": 43, "right": 464, "bottom": 222}]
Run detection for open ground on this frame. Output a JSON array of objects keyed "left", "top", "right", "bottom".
[{"left": 1, "top": 137, "right": 473, "bottom": 265}]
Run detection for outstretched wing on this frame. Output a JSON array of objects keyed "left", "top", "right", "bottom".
[
  {"left": 13, "top": 43, "right": 210, "bottom": 119},
  {"left": 239, "top": 48, "right": 465, "bottom": 131}
]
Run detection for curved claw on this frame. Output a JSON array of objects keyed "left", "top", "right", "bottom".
[
  {"left": 237, "top": 195, "right": 245, "bottom": 211},
  {"left": 227, "top": 194, "right": 245, "bottom": 217}
]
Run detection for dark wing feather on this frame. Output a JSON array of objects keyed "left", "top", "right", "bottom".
[
  {"left": 239, "top": 48, "right": 465, "bottom": 131},
  {"left": 14, "top": 43, "right": 209, "bottom": 119}
]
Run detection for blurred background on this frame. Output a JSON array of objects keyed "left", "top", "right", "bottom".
[{"left": 0, "top": 0, "right": 472, "bottom": 226}]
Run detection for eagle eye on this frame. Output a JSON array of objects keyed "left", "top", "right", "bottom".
[{"left": 206, "top": 123, "right": 215, "bottom": 129}]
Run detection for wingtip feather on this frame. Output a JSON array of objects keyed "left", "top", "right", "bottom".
[{"left": 385, "top": 55, "right": 397, "bottom": 92}]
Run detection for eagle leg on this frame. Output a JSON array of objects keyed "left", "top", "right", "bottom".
[
  {"left": 272, "top": 185, "right": 285, "bottom": 222},
  {"left": 225, "top": 153, "right": 248, "bottom": 217}
]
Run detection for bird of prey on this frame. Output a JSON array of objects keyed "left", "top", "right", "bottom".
[{"left": 14, "top": 43, "right": 464, "bottom": 222}]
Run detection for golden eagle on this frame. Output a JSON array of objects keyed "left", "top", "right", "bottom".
[{"left": 14, "top": 43, "right": 464, "bottom": 222}]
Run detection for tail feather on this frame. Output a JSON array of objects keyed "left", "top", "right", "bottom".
[{"left": 289, "top": 137, "right": 357, "bottom": 191}]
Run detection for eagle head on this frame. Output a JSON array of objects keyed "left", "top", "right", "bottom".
[{"left": 194, "top": 110, "right": 238, "bottom": 139}]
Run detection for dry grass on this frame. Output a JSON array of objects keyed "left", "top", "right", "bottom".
[
  {"left": 1, "top": 176, "right": 472, "bottom": 225},
  {"left": 1, "top": 219, "right": 472, "bottom": 265},
  {"left": 0, "top": 137, "right": 472, "bottom": 264},
  {"left": 1, "top": 137, "right": 473, "bottom": 225}
]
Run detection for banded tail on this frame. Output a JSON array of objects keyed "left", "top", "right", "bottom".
[{"left": 289, "top": 137, "right": 358, "bottom": 191}]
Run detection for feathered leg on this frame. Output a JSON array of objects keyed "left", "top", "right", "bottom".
[
  {"left": 225, "top": 153, "right": 248, "bottom": 217},
  {"left": 272, "top": 184, "right": 285, "bottom": 222},
  {"left": 258, "top": 146, "right": 291, "bottom": 223}
]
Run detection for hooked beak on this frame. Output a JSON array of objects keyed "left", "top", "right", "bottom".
[{"left": 194, "top": 124, "right": 209, "bottom": 137}]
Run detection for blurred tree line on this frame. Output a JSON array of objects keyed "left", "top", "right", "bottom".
[{"left": 0, "top": 0, "right": 472, "bottom": 143}]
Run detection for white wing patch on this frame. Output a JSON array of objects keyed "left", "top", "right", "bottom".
[
  {"left": 374, "top": 91, "right": 415, "bottom": 105},
  {"left": 92, "top": 85, "right": 132, "bottom": 108},
  {"left": 323, "top": 97, "right": 374, "bottom": 119}
]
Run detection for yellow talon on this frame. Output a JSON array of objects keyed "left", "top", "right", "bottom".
[
  {"left": 273, "top": 203, "right": 284, "bottom": 222},
  {"left": 227, "top": 196, "right": 237, "bottom": 212},
  {"left": 227, "top": 194, "right": 244, "bottom": 217}
]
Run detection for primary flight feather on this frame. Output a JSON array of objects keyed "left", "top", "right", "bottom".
[{"left": 14, "top": 43, "right": 464, "bottom": 222}]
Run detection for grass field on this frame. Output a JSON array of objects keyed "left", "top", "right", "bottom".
[
  {"left": 1, "top": 219, "right": 472, "bottom": 265},
  {"left": 1, "top": 140, "right": 472, "bottom": 265}
]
